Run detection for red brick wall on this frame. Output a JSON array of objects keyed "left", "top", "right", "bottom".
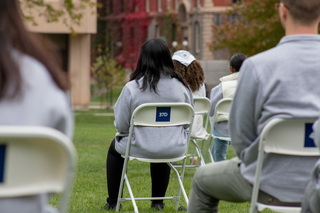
[{"left": 213, "top": 0, "right": 232, "bottom": 6}]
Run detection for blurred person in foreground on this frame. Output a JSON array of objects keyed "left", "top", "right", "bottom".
[
  {"left": 187, "top": 0, "right": 320, "bottom": 212},
  {"left": 0, "top": 0, "right": 74, "bottom": 212}
]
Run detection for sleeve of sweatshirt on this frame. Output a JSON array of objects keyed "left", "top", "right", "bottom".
[
  {"left": 229, "top": 59, "right": 260, "bottom": 159},
  {"left": 210, "top": 84, "right": 223, "bottom": 117},
  {"left": 114, "top": 85, "right": 132, "bottom": 134}
]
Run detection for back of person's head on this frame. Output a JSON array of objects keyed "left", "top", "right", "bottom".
[
  {"left": 172, "top": 50, "right": 204, "bottom": 92},
  {"left": 0, "top": 0, "right": 69, "bottom": 100},
  {"left": 282, "top": 0, "right": 320, "bottom": 25},
  {"left": 130, "top": 39, "right": 188, "bottom": 93},
  {"left": 230, "top": 53, "right": 247, "bottom": 72}
]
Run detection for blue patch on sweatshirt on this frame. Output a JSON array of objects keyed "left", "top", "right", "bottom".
[
  {"left": 0, "top": 144, "right": 6, "bottom": 183},
  {"left": 305, "top": 123, "right": 316, "bottom": 147},
  {"left": 156, "top": 107, "right": 171, "bottom": 122}
]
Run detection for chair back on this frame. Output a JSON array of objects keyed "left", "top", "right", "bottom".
[
  {"left": 117, "top": 103, "right": 195, "bottom": 212},
  {"left": 250, "top": 118, "right": 319, "bottom": 213},
  {"left": 261, "top": 118, "right": 319, "bottom": 156},
  {"left": 211, "top": 98, "right": 233, "bottom": 124},
  {"left": 131, "top": 103, "right": 194, "bottom": 127},
  {"left": 193, "top": 97, "right": 211, "bottom": 130},
  {"left": 193, "top": 97, "right": 211, "bottom": 115},
  {"left": 126, "top": 103, "right": 194, "bottom": 160},
  {"left": 0, "top": 126, "right": 77, "bottom": 213}
]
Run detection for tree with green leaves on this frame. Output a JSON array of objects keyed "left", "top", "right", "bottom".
[
  {"left": 210, "top": 0, "right": 285, "bottom": 56},
  {"left": 91, "top": 51, "right": 126, "bottom": 108}
]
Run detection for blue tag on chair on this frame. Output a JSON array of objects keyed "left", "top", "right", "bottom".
[
  {"left": 0, "top": 144, "right": 6, "bottom": 183},
  {"left": 156, "top": 107, "right": 171, "bottom": 122},
  {"left": 305, "top": 123, "right": 316, "bottom": 148}
]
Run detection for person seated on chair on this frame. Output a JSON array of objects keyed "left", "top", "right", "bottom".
[
  {"left": 104, "top": 39, "right": 193, "bottom": 211},
  {"left": 187, "top": 0, "right": 320, "bottom": 212},
  {"left": 0, "top": 0, "right": 74, "bottom": 212},
  {"left": 302, "top": 118, "right": 320, "bottom": 213},
  {"left": 209, "top": 53, "right": 246, "bottom": 162},
  {"left": 172, "top": 50, "right": 209, "bottom": 141}
]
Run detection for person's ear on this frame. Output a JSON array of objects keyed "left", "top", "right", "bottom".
[
  {"left": 229, "top": 66, "right": 233, "bottom": 73},
  {"left": 280, "top": 2, "right": 288, "bottom": 20}
]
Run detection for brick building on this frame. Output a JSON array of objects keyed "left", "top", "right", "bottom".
[{"left": 101, "top": 0, "right": 236, "bottom": 69}]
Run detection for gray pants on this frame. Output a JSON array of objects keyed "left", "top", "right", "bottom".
[{"left": 187, "top": 158, "right": 300, "bottom": 213}]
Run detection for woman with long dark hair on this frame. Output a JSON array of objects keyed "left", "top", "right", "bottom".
[
  {"left": 0, "top": 0, "right": 73, "bottom": 212},
  {"left": 105, "top": 39, "right": 193, "bottom": 211}
]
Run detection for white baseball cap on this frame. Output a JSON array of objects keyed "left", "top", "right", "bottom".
[{"left": 172, "top": 50, "right": 196, "bottom": 67}]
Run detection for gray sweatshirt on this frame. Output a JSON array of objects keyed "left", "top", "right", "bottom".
[
  {"left": 0, "top": 51, "right": 74, "bottom": 213},
  {"left": 229, "top": 35, "right": 320, "bottom": 203},
  {"left": 114, "top": 75, "right": 193, "bottom": 158}
]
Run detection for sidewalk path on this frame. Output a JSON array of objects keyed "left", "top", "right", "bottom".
[{"left": 74, "top": 105, "right": 114, "bottom": 117}]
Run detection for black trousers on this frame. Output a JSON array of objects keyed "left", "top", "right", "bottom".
[{"left": 106, "top": 139, "right": 171, "bottom": 205}]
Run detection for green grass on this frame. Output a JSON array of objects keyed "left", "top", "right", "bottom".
[{"left": 50, "top": 108, "right": 272, "bottom": 212}]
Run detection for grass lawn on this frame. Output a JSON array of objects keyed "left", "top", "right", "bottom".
[{"left": 50, "top": 108, "right": 272, "bottom": 212}]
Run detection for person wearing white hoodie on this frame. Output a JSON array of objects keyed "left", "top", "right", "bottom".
[{"left": 209, "top": 53, "right": 246, "bottom": 162}]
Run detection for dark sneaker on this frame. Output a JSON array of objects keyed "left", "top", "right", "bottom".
[
  {"left": 151, "top": 202, "right": 165, "bottom": 211},
  {"left": 104, "top": 198, "right": 121, "bottom": 211}
]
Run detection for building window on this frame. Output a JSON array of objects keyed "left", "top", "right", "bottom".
[
  {"left": 171, "top": 23, "right": 177, "bottom": 42},
  {"left": 119, "top": 0, "right": 124, "bottom": 13},
  {"left": 109, "top": 0, "right": 113, "bottom": 14},
  {"left": 129, "top": 28, "right": 134, "bottom": 53},
  {"left": 155, "top": 25, "right": 160, "bottom": 38},
  {"left": 197, "top": 0, "right": 201, "bottom": 8},
  {"left": 146, "top": 0, "right": 150, "bottom": 12},
  {"left": 194, "top": 22, "right": 200, "bottom": 54},
  {"left": 178, "top": 4, "right": 187, "bottom": 22},
  {"left": 157, "top": 0, "right": 162, "bottom": 12}
]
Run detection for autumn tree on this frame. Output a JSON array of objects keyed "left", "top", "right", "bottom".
[{"left": 210, "top": 0, "right": 284, "bottom": 56}]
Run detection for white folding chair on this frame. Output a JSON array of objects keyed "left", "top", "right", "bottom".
[
  {"left": 206, "top": 98, "right": 233, "bottom": 162},
  {"left": 249, "top": 118, "right": 320, "bottom": 213},
  {"left": 188, "top": 97, "right": 211, "bottom": 166},
  {"left": 0, "top": 126, "right": 77, "bottom": 213},
  {"left": 116, "top": 103, "right": 194, "bottom": 213}
]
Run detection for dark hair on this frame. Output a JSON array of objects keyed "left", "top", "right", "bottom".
[
  {"left": 230, "top": 53, "right": 247, "bottom": 72},
  {"left": 173, "top": 60, "right": 204, "bottom": 92},
  {"left": 130, "top": 39, "right": 188, "bottom": 93},
  {"left": 0, "top": 0, "right": 69, "bottom": 100},
  {"left": 282, "top": 0, "right": 320, "bottom": 25}
]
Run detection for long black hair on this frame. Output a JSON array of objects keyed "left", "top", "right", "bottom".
[
  {"left": 0, "top": 0, "right": 69, "bottom": 100},
  {"left": 130, "top": 39, "right": 188, "bottom": 93}
]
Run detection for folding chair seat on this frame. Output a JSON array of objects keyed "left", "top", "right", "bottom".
[
  {"left": 206, "top": 98, "right": 233, "bottom": 162},
  {"left": 0, "top": 126, "right": 77, "bottom": 213},
  {"left": 249, "top": 118, "right": 320, "bottom": 213},
  {"left": 187, "top": 97, "right": 211, "bottom": 167},
  {"left": 116, "top": 103, "right": 194, "bottom": 213}
]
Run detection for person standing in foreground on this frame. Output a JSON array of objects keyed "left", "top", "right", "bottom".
[
  {"left": 105, "top": 39, "right": 193, "bottom": 211},
  {"left": 187, "top": 0, "right": 320, "bottom": 212},
  {"left": 209, "top": 53, "right": 246, "bottom": 162},
  {"left": 0, "top": 0, "right": 74, "bottom": 212}
]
